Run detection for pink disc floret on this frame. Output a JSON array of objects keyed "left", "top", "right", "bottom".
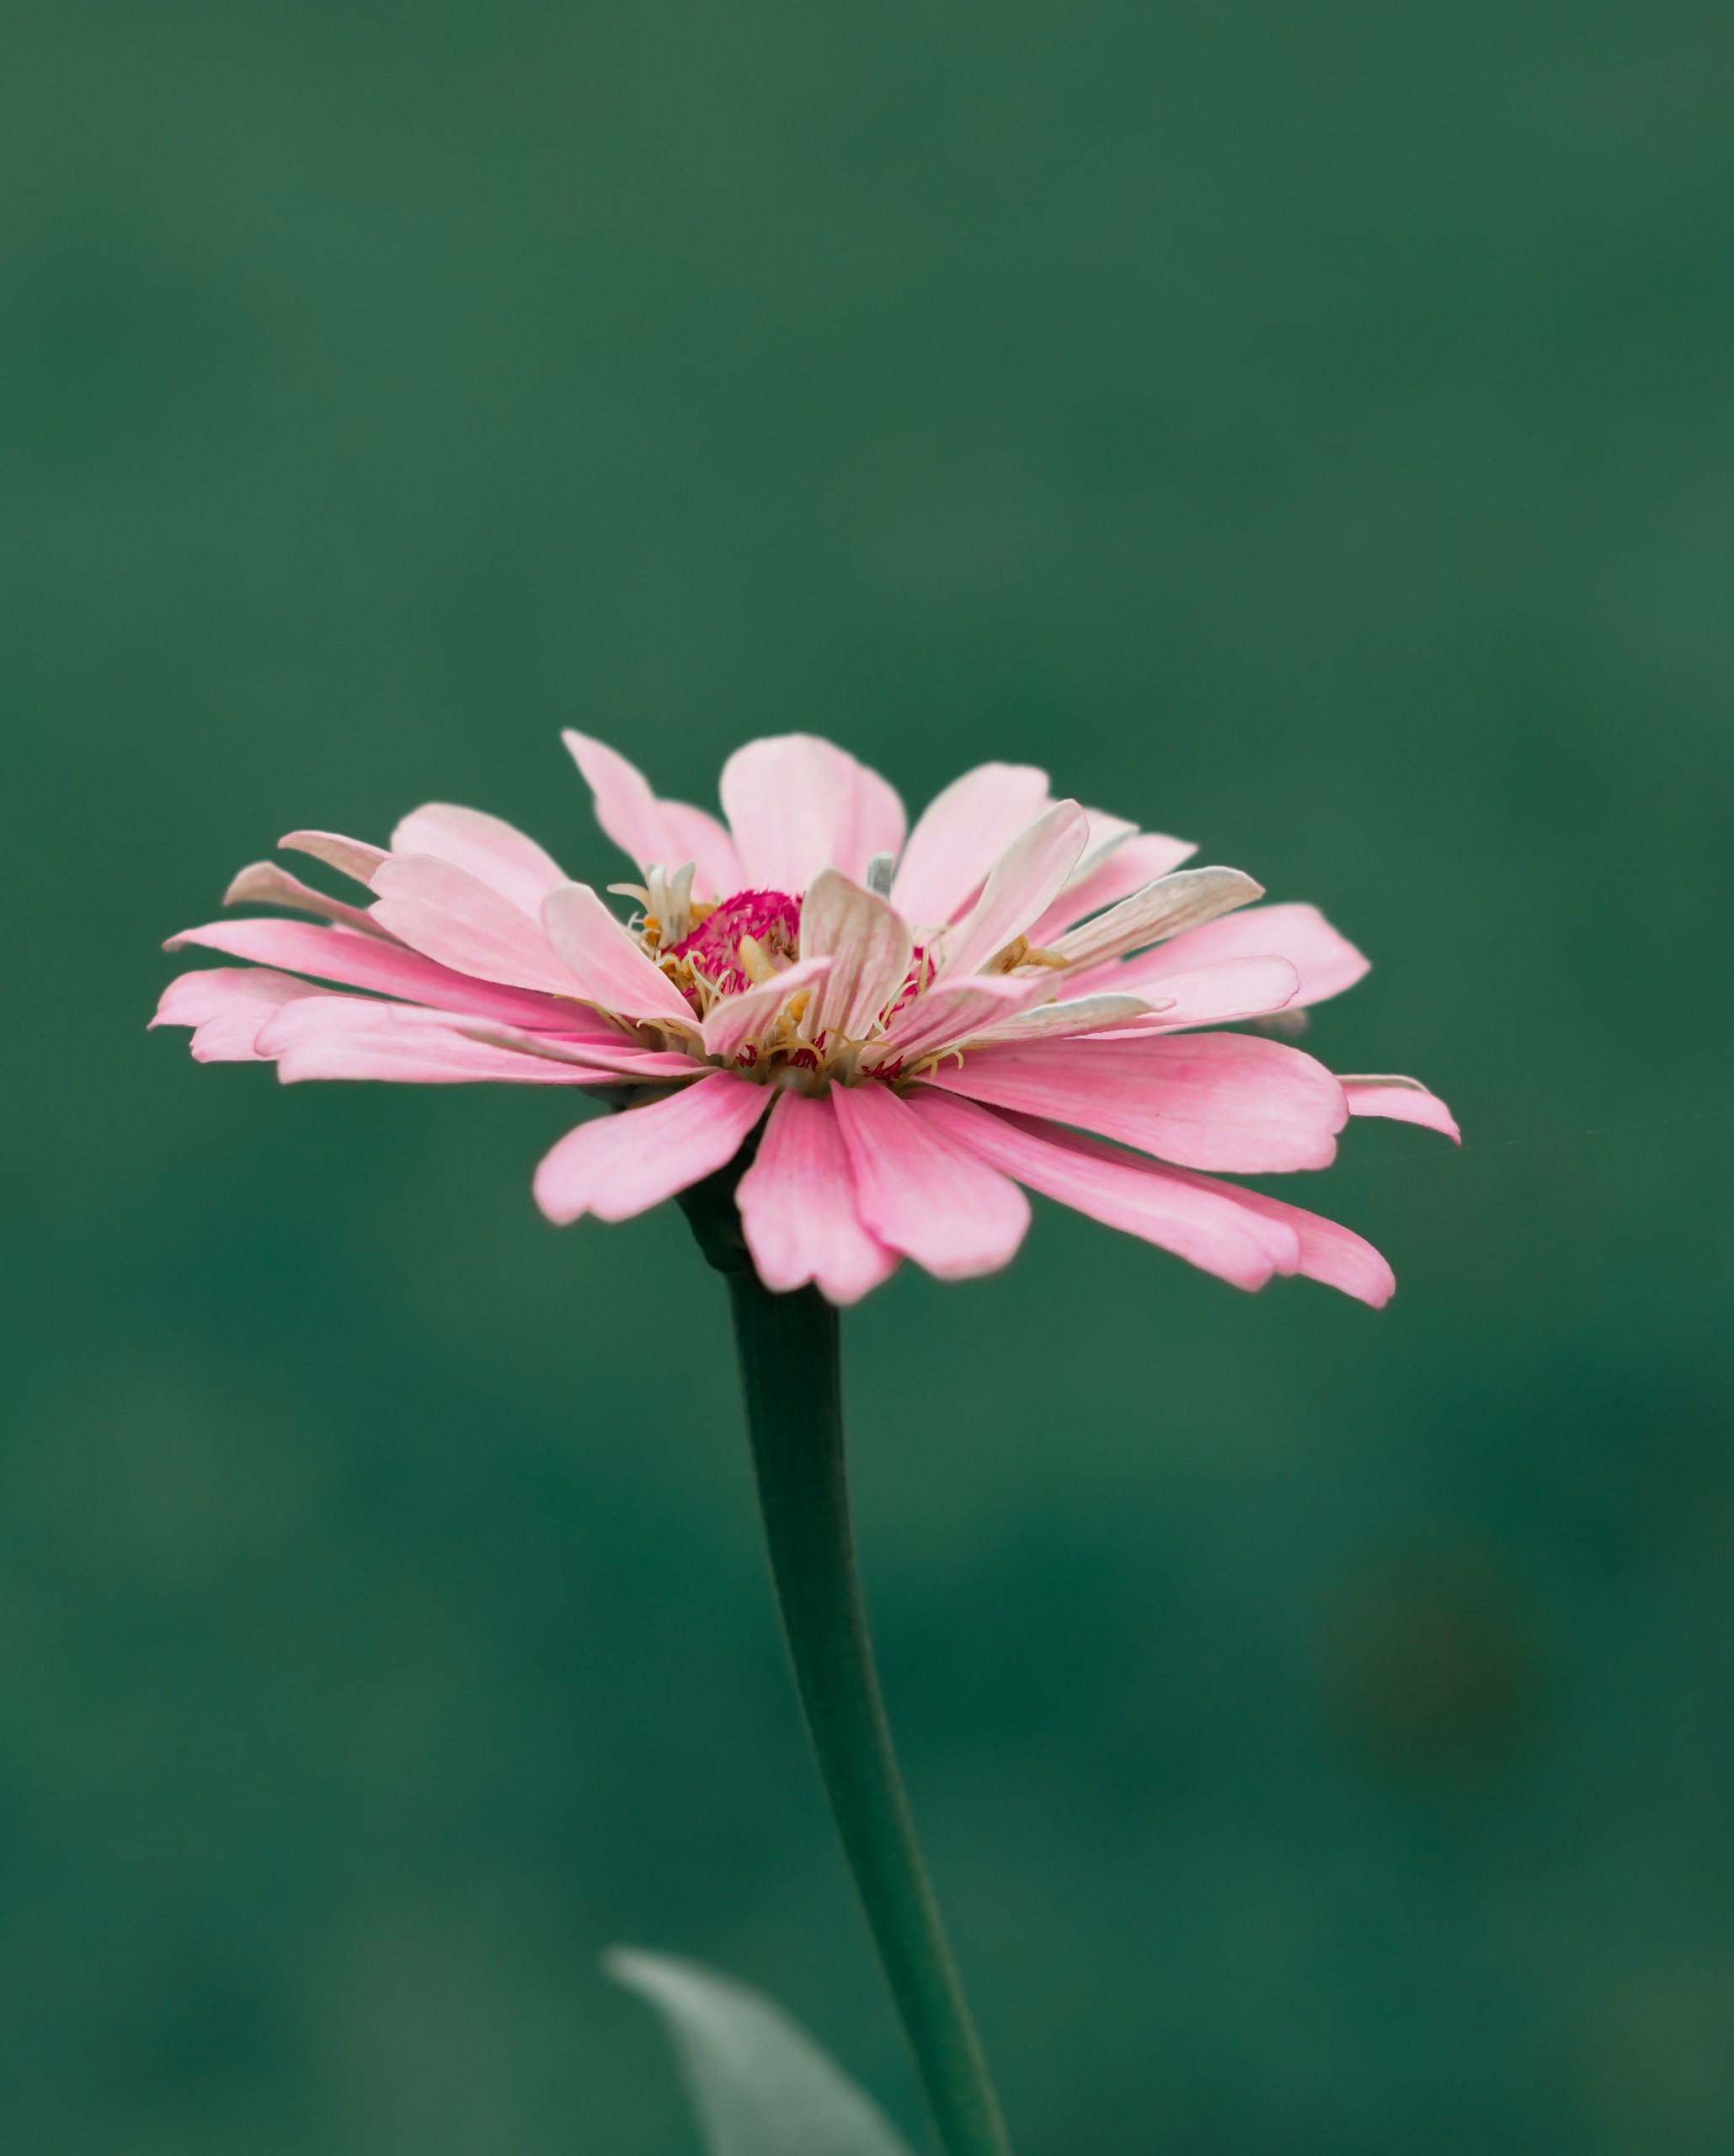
[{"left": 668, "top": 889, "right": 802, "bottom": 995}]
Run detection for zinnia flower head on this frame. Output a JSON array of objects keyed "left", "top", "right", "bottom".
[{"left": 155, "top": 733, "right": 1456, "bottom": 1305}]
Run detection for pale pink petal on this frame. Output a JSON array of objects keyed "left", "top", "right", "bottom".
[
  {"left": 736, "top": 1091, "right": 899, "bottom": 1305},
  {"left": 223, "top": 861, "right": 384, "bottom": 934},
  {"left": 1046, "top": 867, "right": 1262, "bottom": 971},
  {"left": 533, "top": 1071, "right": 769, "bottom": 1225},
  {"left": 831, "top": 760, "right": 908, "bottom": 883},
  {"left": 1100, "top": 901, "right": 1370, "bottom": 1010},
  {"left": 445, "top": 1022, "right": 697, "bottom": 1080},
  {"left": 369, "top": 855, "right": 582, "bottom": 995},
  {"left": 258, "top": 997, "right": 610, "bottom": 1086},
  {"left": 907, "top": 1090, "right": 1302, "bottom": 1292},
  {"left": 967, "top": 991, "right": 1165, "bottom": 1046},
  {"left": 390, "top": 803, "right": 569, "bottom": 917},
  {"left": 868, "top": 974, "right": 1046, "bottom": 1066},
  {"left": 280, "top": 830, "right": 389, "bottom": 886},
  {"left": 830, "top": 1081, "right": 1030, "bottom": 1280},
  {"left": 926, "top": 1030, "right": 1348, "bottom": 1171},
  {"left": 540, "top": 883, "right": 699, "bottom": 1030},
  {"left": 1071, "top": 810, "right": 1140, "bottom": 879},
  {"left": 889, "top": 762, "right": 1052, "bottom": 927},
  {"left": 1026, "top": 830, "right": 1201, "bottom": 944},
  {"left": 935, "top": 801, "right": 1091, "bottom": 978},
  {"left": 1341, "top": 1075, "right": 1460, "bottom": 1143},
  {"left": 563, "top": 731, "right": 743, "bottom": 898},
  {"left": 699, "top": 953, "right": 834, "bottom": 1064},
  {"left": 1146, "top": 1153, "right": 1396, "bottom": 1305},
  {"left": 164, "top": 917, "right": 622, "bottom": 1035},
  {"left": 718, "top": 735, "right": 904, "bottom": 891},
  {"left": 798, "top": 870, "right": 915, "bottom": 1042},
  {"left": 152, "top": 967, "right": 332, "bottom": 1062},
  {"left": 941, "top": 1100, "right": 1394, "bottom": 1305},
  {"left": 1092, "top": 955, "right": 1301, "bottom": 1033}
]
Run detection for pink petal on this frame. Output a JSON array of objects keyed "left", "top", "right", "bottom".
[
  {"left": 1149, "top": 1155, "right": 1396, "bottom": 1305},
  {"left": 935, "top": 800, "right": 1091, "bottom": 978},
  {"left": 1026, "top": 830, "right": 1201, "bottom": 944},
  {"left": 907, "top": 1090, "right": 1302, "bottom": 1292},
  {"left": 1341, "top": 1075, "right": 1460, "bottom": 1143},
  {"left": 869, "top": 974, "right": 1045, "bottom": 1065},
  {"left": 541, "top": 883, "right": 699, "bottom": 1029},
  {"left": 1093, "top": 955, "right": 1301, "bottom": 1033},
  {"left": 257, "top": 996, "right": 611, "bottom": 1086},
  {"left": 830, "top": 1081, "right": 1030, "bottom": 1280},
  {"left": 443, "top": 1022, "right": 697, "bottom": 1080},
  {"left": 152, "top": 966, "right": 332, "bottom": 1062},
  {"left": 223, "top": 861, "right": 384, "bottom": 934},
  {"left": 563, "top": 730, "right": 743, "bottom": 898},
  {"left": 926, "top": 1029, "right": 1348, "bottom": 1171},
  {"left": 798, "top": 870, "right": 915, "bottom": 1042},
  {"left": 736, "top": 1091, "right": 899, "bottom": 1305},
  {"left": 533, "top": 1070, "right": 769, "bottom": 1225},
  {"left": 280, "top": 830, "right": 389, "bottom": 886},
  {"left": 832, "top": 760, "right": 908, "bottom": 883},
  {"left": 1070, "top": 809, "right": 1140, "bottom": 878},
  {"left": 889, "top": 762, "right": 1052, "bottom": 927},
  {"left": 1046, "top": 866, "right": 1262, "bottom": 970},
  {"left": 719, "top": 735, "right": 904, "bottom": 891},
  {"left": 699, "top": 953, "right": 835, "bottom": 1064},
  {"left": 966, "top": 991, "right": 1165, "bottom": 1045},
  {"left": 946, "top": 1101, "right": 1394, "bottom": 1305},
  {"left": 164, "top": 918, "right": 622, "bottom": 1034},
  {"left": 1103, "top": 900, "right": 1370, "bottom": 1009},
  {"left": 370, "top": 855, "right": 581, "bottom": 995},
  {"left": 390, "top": 803, "right": 569, "bottom": 916}
]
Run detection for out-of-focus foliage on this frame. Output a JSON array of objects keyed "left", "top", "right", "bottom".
[
  {"left": 608, "top": 1949, "right": 915, "bottom": 2156},
  {"left": 2, "top": 1, "right": 1731, "bottom": 2153}
]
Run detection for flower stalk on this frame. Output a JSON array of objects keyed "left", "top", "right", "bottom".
[{"left": 679, "top": 1153, "right": 1013, "bottom": 2156}]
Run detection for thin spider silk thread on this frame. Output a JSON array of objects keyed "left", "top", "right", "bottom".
[{"left": 1331, "top": 1105, "right": 1734, "bottom": 1176}]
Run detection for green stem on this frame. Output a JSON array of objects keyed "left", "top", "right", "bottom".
[{"left": 678, "top": 1155, "right": 1012, "bottom": 2156}]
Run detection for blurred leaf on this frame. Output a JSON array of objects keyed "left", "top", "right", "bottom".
[{"left": 606, "top": 1947, "right": 917, "bottom": 2156}]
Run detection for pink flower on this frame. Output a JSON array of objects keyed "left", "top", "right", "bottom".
[{"left": 155, "top": 733, "right": 1456, "bottom": 1306}]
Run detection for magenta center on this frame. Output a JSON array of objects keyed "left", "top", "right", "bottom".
[{"left": 667, "top": 889, "right": 803, "bottom": 995}]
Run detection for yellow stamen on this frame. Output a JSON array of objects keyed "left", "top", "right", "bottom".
[{"left": 737, "top": 934, "right": 777, "bottom": 986}]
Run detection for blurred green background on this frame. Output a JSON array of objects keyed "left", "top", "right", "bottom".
[{"left": 4, "top": 1, "right": 1733, "bottom": 2150}]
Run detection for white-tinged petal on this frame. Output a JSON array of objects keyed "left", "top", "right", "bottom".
[
  {"left": 967, "top": 991, "right": 1165, "bottom": 1044},
  {"left": 798, "top": 869, "right": 915, "bottom": 1042},
  {"left": 934, "top": 800, "right": 1091, "bottom": 978},
  {"left": 1046, "top": 866, "right": 1262, "bottom": 970},
  {"left": 1026, "top": 830, "right": 1199, "bottom": 944},
  {"left": 451, "top": 1022, "right": 696, "bottom": 1077}
]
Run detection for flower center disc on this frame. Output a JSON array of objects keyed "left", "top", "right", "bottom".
[{"left": 666, "top": 889, "right": 802, "bottom": 995}]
